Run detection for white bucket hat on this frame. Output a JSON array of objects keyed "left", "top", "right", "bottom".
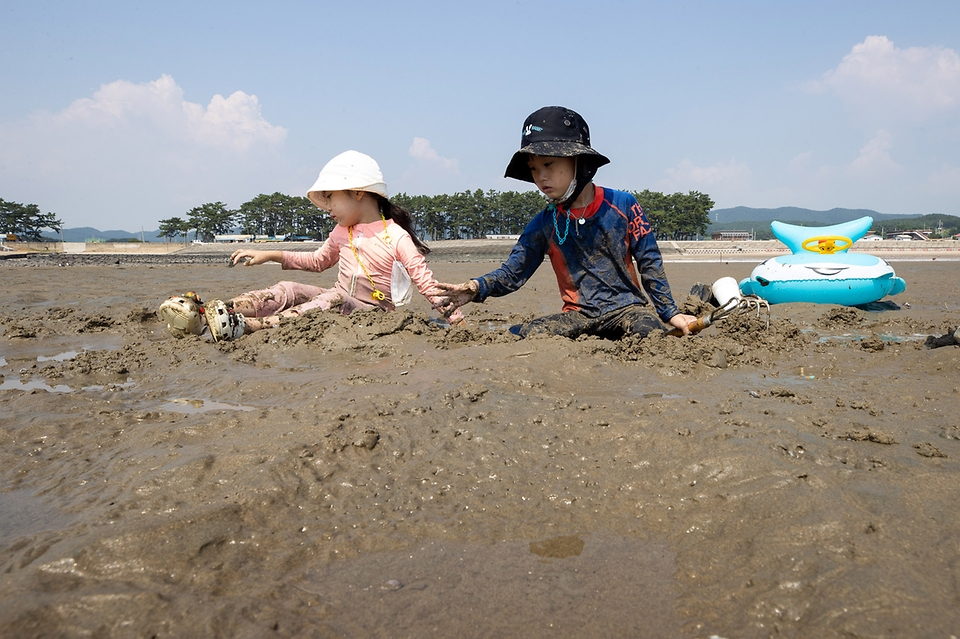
[{"left": 306, "top": 150, "right": 388, "bottom": 207}]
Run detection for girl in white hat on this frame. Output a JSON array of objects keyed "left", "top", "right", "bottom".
[{"left": 159, "top": 150, "right": 463, "bottom": 341}]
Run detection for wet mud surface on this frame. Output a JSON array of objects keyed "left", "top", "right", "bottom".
[{"left": 1, "top": 257, "right": 960, "bottom": 637}]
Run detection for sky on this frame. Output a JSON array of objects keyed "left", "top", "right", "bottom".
[{"left": 1, "top": 0, "right": 959, "bottom": 232}]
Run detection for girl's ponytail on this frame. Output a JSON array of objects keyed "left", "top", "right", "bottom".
[{"left": 376, "top": 195, "right": 431, "bottom": 255}]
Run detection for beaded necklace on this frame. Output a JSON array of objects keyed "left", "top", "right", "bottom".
[
  {"left": 551, "top": 204, "right": 569, "bottom": 244},
  {"left": 348, "top": 213, "right": 391, "bottom": 302},
  {"left": 551, "top": 203, "right": 589, "bottom": 245}
]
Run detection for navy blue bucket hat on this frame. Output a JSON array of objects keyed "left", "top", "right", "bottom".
[{"left": 504, "top": 106, "right": 610, "bottom": 182}]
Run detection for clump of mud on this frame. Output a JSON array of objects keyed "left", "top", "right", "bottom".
[
  {"left": 299, "top": 309, "right": 437, "bottom": 340},
  {"left": 38, "top": 345, "right": 147, "bottom": 378},
  {"left": 224, "top": 308, "right": 521, "bottom": 354},
  {"left": 818, "top": 306, "right": 865, "bottom": 328},
  {"left": 678, "top": 292, "right": 714, "bottom": 317},
  {"left": 432, "top": 324, "right": 520, "bottom": 348},
  {"left": 0, "top": 308, "right": 117, "bottom": 339},
  {"left": 589, "top": 304, "right": 811, "bottom": 374},
  {"left": 859, "top": 334, "right": 886, "bottom": 352}
]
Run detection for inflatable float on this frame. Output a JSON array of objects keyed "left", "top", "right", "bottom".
[{"left": 738, "top": 216, "right": 906, "bottom": 306}]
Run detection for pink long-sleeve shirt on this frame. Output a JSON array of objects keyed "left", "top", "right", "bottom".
[{"left": 280, "top": 219, "right": 463, "bottom": 322}]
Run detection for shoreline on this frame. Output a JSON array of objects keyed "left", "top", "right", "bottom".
[{"left": 4, "top": 237, "right": 960, "bottom": 264}]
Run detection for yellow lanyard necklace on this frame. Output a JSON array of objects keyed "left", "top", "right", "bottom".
[{"left": 348, "top": 214, "right": 391, "bottom": 302}]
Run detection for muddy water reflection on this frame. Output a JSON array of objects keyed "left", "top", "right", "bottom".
[
  {"left": 529, "top": 534, "right": 584, "bottom": 558},
  {"left": 160, "top": 398, "right": 257, "bottom": 413},
  {"left": 0, "top": 378, "right": 73, "bottom": 393},
  {"left": 298, "top": 532, "right": 678, "bottom": 637},
  {"left": 0, "top": 490, "right": 77, "bottom": 544}
]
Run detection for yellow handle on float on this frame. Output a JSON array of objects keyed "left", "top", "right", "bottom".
[{"left": 801, "top": 235, "right": 853, "bottom": 254}]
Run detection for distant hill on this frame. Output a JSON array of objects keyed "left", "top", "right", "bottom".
[
  {"left": 52, "top": 227, "right": 164, "bottom": 242},
  {"left": 706, "top": 207, "right": 959, "bottom": 240},
  {"left": 709, "top": 207, "right": 908, "bottom": 227}
]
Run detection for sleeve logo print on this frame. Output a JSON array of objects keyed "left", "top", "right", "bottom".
[{"left": 628, "top": 203, "right": 652, "bottom": 240}]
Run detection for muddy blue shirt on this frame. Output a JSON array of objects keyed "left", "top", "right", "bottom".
[{"left": 474, "top": 185, "right": 680, "bottom": 321}]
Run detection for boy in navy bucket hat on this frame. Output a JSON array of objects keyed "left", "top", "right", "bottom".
[{"left": 435, "top": 106, "right": 697, "bottom": 339}]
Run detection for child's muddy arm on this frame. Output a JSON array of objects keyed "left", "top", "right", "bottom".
[
  {"left": 229, "top": 249, "right": 283, "bottom": 266},
  {"left": 432, "top": 280, "right": 479, "bottom": 317}
]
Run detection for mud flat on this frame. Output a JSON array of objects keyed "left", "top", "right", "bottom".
[
  {"left": 5, "top": 236, "right": 960, "bottom": 264},
  {"left": 1, "top": 254, "right": 959, "bottom": 637}
]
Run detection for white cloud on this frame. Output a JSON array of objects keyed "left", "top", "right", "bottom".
[
  {"left": 798, "top": 131, "right": 902, "bottom": 186},
  {"left": 657, "top": 158, "right": 752, "bottom": 200},
  {"left": 787, "top": 151, "right": 814, "bottom": 173},
  {"left": 53, "top": 74, "right": 286, "bottom": 151},
  {"left": 847, "top": 130, "right": 901, "bottom": 176},
  {"left": 768, "top": 131, "right": 915, "bottom": 213},
  {"left": 0, "top": 75, "right": 289, "bottom": 230},
  {"left": 392, "top": 137, "right": 463, "bottom": 196},
  {"left": 190, "top": 90, "right": 288, "bottom": 150},
  {"left": 785, "top": 37, "right": 960, "bottom": 213},
  {"left": 818, "top": 36, "right": 960, "bottom": 121},
  {"left": 927, "top": 164, "right": 960, "bottom": 195},
  {"left": 408, "top": 137, "right": 459, "bottom": 172}
]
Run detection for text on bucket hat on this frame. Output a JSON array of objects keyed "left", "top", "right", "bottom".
[
  {"left": 504, "top": 106, "right": 610, "bottom": 183},
  {"left": 307, "top": 150, "right": 388, "bottom": 207}
]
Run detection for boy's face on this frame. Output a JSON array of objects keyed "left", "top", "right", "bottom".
[{"left": 527, "top": 155, "right": 575, "bottom": 200}]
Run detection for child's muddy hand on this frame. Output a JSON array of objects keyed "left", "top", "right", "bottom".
[
  {"left": 226, "top": 255, "right": 251, "bottom": 267},
  {"left": 230, "top": 249, "right": 260, "bottom": 266},
  {"left": 668, "top": 313, "right": 699, "bottom": 336},
  {"left": 433, "top": 280, "right": 479, "bottom": 314}
]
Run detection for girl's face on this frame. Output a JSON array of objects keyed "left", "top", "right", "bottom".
[
  {"left": 313, "top": 190, "right": 365, "bottom": 227},
  {"left": 527, "top": 155, "right": 575, "bottom": 199}
]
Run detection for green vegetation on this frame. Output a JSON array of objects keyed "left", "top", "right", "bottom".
[
  {"left": 392, "top": 190, "right": 545, "bottom": 239},
  {"left": 1, "top": 198, "right": 62, "bottom": 241},
  {"left": 871, "top": 214, "right": 960, "bottom": 238},
  {"left": 156, "top": 217, "right": 191, "bottom": 242},
  {"left": 237, "top": 193, "right": 325, "bottom": 238},
  {"left": 159, "top": 193, "right": 330, "bottom": 242},
  {"left": 157, "top": 188, "right": 715, "bottom": 243},
  {"left": 10, "top": 190, "right": 956, "bottom": 244},
  {"left": 631, "top": 190, "right": 714, "bottom": 240}
]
